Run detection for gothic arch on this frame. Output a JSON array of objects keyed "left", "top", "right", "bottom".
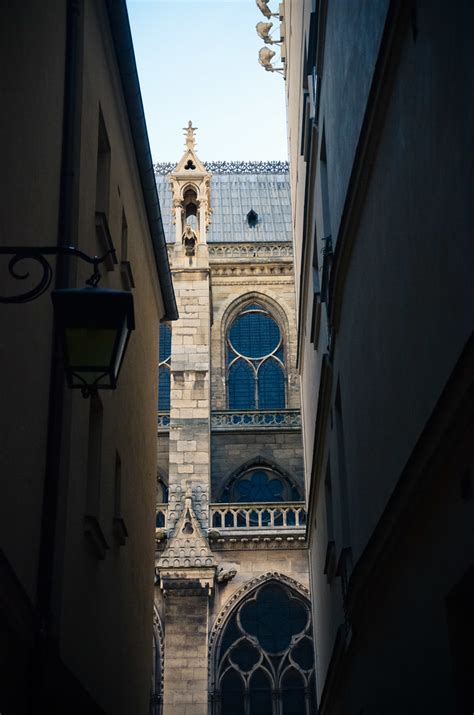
[
  {"left": 220, "top": 293, "right": 291, "bottom": 410},
  {"left": 151, "top": 605, "right": 164, "bottom": 714},
  {"left": 220, "top": 291, "right": 291, "bottom": 362},
  {"left": 216, "top": 456, "right": 302, "bottom": 503},
  {"left": 209, "top": 573, "right": 315, "bottom": 714}
]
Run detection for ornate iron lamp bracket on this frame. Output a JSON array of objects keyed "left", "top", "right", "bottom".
[{"left": 0, "top": 246, "right": 116, "bottom": 304}]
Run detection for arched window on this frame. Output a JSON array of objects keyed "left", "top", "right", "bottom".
[
  {"left": 222, "top": 467, "right": 301, "bottom": 503},
  {"left": 158, "top": 323, "right": 171, "bottom": 411},
  {"left": 214, "top": 581, "right": 317, "bottom": 714},
  {"left": 227, "top": 303, "right": 285, "bottom": 410}
]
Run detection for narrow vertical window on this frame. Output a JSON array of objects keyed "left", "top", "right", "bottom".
[
  {"left": 114, "top": 451, "right": 122, "bottom": 518},
  {"left": 121, "top": 209, "right": 128, "bottom": 261},
  {"left": 319, "top": 128, "right": 331, "bottom": 240},
  {"left": 96, "top": 110, "right": 111, "bottom": 215},
  {"left": 323, "top": 460, "right": 336, "bottom": 581},
  {"left": 324, "top": 461, "right": 334, "bottom": 543},
  {"left": 86, "top": 395, "right": 103, "bottom": 516},
  {"left": 335, "top": 382, "right": 351, "bottom": 547},
  {"left": 158, "top": 323, "right": 172, "bottom": 412}
]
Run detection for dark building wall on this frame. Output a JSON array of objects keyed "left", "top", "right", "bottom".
[
  {"left": 285, "top": 0, "right": 474, "bottom": 711},
  {"left": 331, "top": 0, "right": 474, "bottom": 564}
]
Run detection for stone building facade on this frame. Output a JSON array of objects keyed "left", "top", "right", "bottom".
[{"left": 151, "top": 128, "right": 315, "bottom": 714}]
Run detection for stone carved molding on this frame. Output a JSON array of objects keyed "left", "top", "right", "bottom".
[
  {"left": 157, "top": 484, "right": 215, "bottom": 570},
  {"left": 208, "top": 243, "right": 293, "bottom": 259},
  {"left": 152, "top": 605, "right": 165, "bottom": 702},
  {"left": 209, "top": 503, "right": 306, "bottom": 530},
  {"left": 211, "top": 264, "right": 293, "bottom": 278},
  {"left": 210, "top": 535, "right": 307, "bottom": 551},
  {"left": 208, "top": 571, "right": 311, "bottom": 673},
  {"left": 157, "top": 412, "right": 170, "bottom": 429},
  {"left": 211, "top": 409, "right": 301, "bottom": 430},
  {"left": 155, "top": 160, "right": 289, "bottom": 176},
  {"left": 167, "top": 483, "right": 209, "bottom": 530}
]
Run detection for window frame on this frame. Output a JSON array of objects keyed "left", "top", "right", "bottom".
[{"left": 226, "top": 302, "right": 287, "bottom": 410}]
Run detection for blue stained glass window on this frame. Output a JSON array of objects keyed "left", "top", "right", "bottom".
[
  {"left": 281, "top": 669, "right": 306, "bottom": 714},
  {"left": 221, "top": 670, "right": 245, "bottom": 715},
  {"left": 158, "top": 366, "right": 170, "bottom": 411},
  {"left": 258, "top": 360, "right": 285, "bottom": 409},
  {"left": 230, "top": 640, "right": 260, "bottom": 671},
  {"left": 236, "top": 471, "right": 283, "bottom": 502},
  {"left": 240, "top": 585, "right": 307, "bottom": 653},
  {"left": 229, "top": 312, "right": 280, "bottom": 358},
  {"left": 217, "top": 581, "right": 315, "bottom": 715},
  {"left": 249, "top": 669, "right": 272, "bottom": 715},
  {"left": 228, "top": 361, "right": 255, "bottom": 410},
  {"left": 159, "top": 323, "right": 171, "bottom": 363},
  {"left": 158, "top": 323, "right": 171, "bottom": 412},
  {"left": 227, "top": 303, "right": 286, "bottom": 409}
]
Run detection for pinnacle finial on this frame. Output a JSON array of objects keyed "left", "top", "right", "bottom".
[{"left": 183, "top": 120, "right": 197, "bottom": 150}]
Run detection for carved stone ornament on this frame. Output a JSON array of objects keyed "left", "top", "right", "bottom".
[
  {"left": 216, "top": 565, "right": 238, "bottom": 584},
  {"left": 182, "top": 224, "right": 197, "bottom": 256},
  {"left": 156, "top": 482, "right": 216, "bottom": 570}
]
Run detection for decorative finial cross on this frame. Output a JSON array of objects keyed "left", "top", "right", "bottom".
[{"left": 183, "top": 120, "right": 197, "bottom": 150}]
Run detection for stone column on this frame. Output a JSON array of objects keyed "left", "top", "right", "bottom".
[
  {"left": 168, "top": 245, "right": 211, "bottom": 526},
  {"left": 161, "top": 576, "right": 212, "bottom": 715}
]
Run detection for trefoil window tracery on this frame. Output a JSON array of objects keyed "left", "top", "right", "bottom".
[{"left": 213, "top": 581, "right": 316, "bottom": 714}]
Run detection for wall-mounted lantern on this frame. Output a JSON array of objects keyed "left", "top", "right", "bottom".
[
  {"left": 0, "top": 245, "right": 134, "bottom": 397},
  {"left": 52, "top": 286, "right": 134, "bottom": 397}
]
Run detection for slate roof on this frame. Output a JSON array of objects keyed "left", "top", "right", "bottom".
[{"left": 155, "top": 167, "right": 292, "bottom": 244}]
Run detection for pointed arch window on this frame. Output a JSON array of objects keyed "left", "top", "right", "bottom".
[
  {"left": 221, "top": 467, "right": 301, "bottom": 504},
  {"left": 227, "top": 303, "right": 286, "bottom": 410},
  {"left": 214, "top": 581, "right": 317, "bottom": 714},
  {"left": 158, "top": 323, "right": 171, "bottom": 411}
]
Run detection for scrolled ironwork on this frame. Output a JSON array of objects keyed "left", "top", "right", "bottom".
[
  {"left": 0, "top": 246, "right": 116, "bottom": 304},
  {"left": 4, "top": 250, "right": 54, "bottom": 303}
]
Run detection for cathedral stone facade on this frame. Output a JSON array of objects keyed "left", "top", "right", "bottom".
[{"left": 151, "top": 126, "right": 315, "bottom": 714}]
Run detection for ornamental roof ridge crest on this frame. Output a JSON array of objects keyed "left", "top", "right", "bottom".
[
  {"left": 156, "top": 481, "right": 216, "bottom": 570},
  {"left": 155, "top": 160, "right": 289, "bottom": 176}
]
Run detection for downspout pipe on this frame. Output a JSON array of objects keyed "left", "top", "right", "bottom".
[
  {"left": 34, "top": 0, "right": 83, "bottom": 707},
  {"left": 105, "top": 0, "right": 178, "bottom": 322}
]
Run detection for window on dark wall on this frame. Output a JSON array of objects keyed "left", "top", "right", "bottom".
[
  {"left": 96, "top": 109, "right": 111, "bottom": 216},
  {"left": 227, "top": 303, "right": 286, "bottom": 410},
  {"left": 158, "top": 323, "right": 171, "bottom": 411},
  {"left": 221, "top": 468, "right": 301, "bottom": 504},
  {"left": 215, "top": 581, "right": 317, "bottom": 714}
]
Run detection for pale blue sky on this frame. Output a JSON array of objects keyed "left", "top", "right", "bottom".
[{"left": 126, "top": 0, "right": 288, "bottom": 162}]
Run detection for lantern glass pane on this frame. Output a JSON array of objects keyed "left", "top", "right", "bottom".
[
  {"left": 113, "top": 319, "right": 130, "bottom": 379},
  {"left": 66, "top": 328, "right": 117, "bottom": 369}
]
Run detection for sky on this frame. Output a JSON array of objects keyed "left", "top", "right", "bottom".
[{"left": 126, "top": 0, "right": 288, "bottom": 162}]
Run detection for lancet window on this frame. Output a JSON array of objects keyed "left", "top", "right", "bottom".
[
  {"left": 227, "top": 303, "right": 286, "bottom": 410},
  {"left": 158, "top": 323, "right": 171, "bottom": 411},
  {"left": 214, "top": 581, "right": 316, "bottom": 714}
]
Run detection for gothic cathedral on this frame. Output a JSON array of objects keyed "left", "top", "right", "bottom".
[{"left": 152, "top": 125, "right": 316, "bottom": 715}]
